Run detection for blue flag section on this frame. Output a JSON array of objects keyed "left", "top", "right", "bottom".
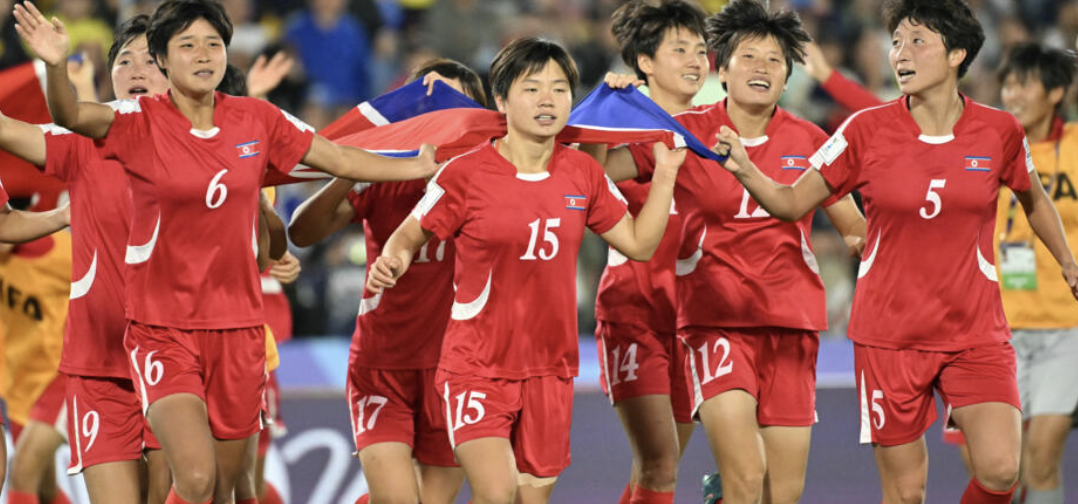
[
  {"left": 562, "top": 84, "right": 729, "bottom": 164},
  {"left": 318, "top": 79, "right": 484, "bottom": 140}
]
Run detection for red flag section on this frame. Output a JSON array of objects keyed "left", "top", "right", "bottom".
[{"left": 0, "top": 61, "right": 65, "bottom": 209}]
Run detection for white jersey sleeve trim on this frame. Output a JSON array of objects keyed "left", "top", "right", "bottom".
[
  {"left": 39, "top": 123, "right": 74, "bottom": 136},
  {"left": 107, "top": 99, "right": 142, "bottom": 115},
  {"left": 810, "top": 102, "right": 895, "bottom": 170},
  {"left": 1023, "top": 137, "right": 1036, "bottom": 173}
]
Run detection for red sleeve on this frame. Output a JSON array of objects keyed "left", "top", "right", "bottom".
[
  {"left": 809, "top": 114, "right": 865, "bottom": 199},
  {"left": 625, "top": 143, "right": 655, "bottom": 184},
  {"left": 415, "top": 161, "right": 468, "bottom": 240},
  {"left": 1000, "top": 116, "right": 1034, "bottom": 192},
  {"left": 586, "top": 160, "right": 629, "bottom": 235},
  {"left": 41, "top": 125, "right": 89, "bottom": 181},
  {"left": 94, "top": 100, "right": 148, "bottom": 164},
  {"left": 347, "top": 182, "right": 372, "bottom": 222},
  {"left": 0, "top": 177, "right": 9, "bottom": 207},
  {"left": 812, "top": 129, "right": 845, "bottom": 207},
  {"left": 821, "top": 71, "right": 885, "bottom": 113},
  {"left": 260, "top": 101, "right": 316, "bottom": 176}
]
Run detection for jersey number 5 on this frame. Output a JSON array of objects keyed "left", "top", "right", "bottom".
[{"left": 918, "top": 179, "right": 946, "bottom": 219}]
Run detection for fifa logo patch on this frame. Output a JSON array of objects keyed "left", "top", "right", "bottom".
[
  {"left": 964, "top": 156, "right": 991, "bottom": 172},
  {"left": 781, "top": 155, "right": 808, "bottom": 170},
  {"left": 236, "top": 140, "right": 261, "bottom": 159},
  {"left": 565, "top": 195, "right": 587, "bottom": 211}
]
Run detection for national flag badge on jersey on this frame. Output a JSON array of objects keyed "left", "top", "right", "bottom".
[
  {"left": 236, "top": 140, "right": 261, "bottom": 159},
  {"left": 565, "top": 195, "right": 587, "bottom": 211},
  {"left": 964, "top": 156, "right": 991, "bottom": 172},
  {"left": 781, "top": 155, "right": 808, "bottom": 170}
]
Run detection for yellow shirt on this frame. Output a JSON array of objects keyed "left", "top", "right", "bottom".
[
  {"left": 0, "top": 231, "right": 71, "bottom": 425},
  {"left": 995, "top": 122, "right": 1078, "bottom": 329}
]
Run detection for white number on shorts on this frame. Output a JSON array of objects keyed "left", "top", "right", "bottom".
[
  {"left": 609, "top": 343, "right": 640, "bottom": 386},
  {"left": 452, "top": 391, "right": 486, "bottom": 431},
  {"left": 697, "top": 338, "right": 733, "bottom": 384},
  {"left": 81, "top": 410, "right": 100, "bottom": 451},
  {"left": 353, "top": 395, "right": 389, "bottom": 435},
  {"left": 144, "top": 351, "right": 164, "bottom": 386},
  {"left": 734, "top": 188, "right": 770, "bottom": 219},
  {"left": 413, "top": 240, "right": 447, "bottom": 264},
  {"left": 871, "top": 390, "right": 886, "bottom": 430},
  {"left": 918, "top": 179, "right": 946, "bottom": 219},
  {"left": 205, "top": 169, "right": 229, "bottom": 209},
  {"left": 520, "top": 218, "right": 561, "bottom": 261}
]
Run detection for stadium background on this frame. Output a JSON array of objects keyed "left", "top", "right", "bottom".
[{"left": 0, "top": 0, "right": 1077, "bottom": 502}]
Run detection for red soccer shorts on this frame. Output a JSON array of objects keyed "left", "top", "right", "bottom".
[
  {"left": 854, "top": 341, "right": 1020, "bottom": 446},
  {"left": 30, "top": 373, "right": 68, "bottom": 434},
  {"left": 65, "top": 374, "right": 159, "bottom": 473},
  {"left": 348, "top": 367, "right": 455, "bottom": 467},
  {"left": 680, "top": 327, "right": 819, "bottom": 426},
  {"left": 258, "top": 370, "right": 286, "bottom": 457},
  {"left": 435, "top": 370, "right": 573, "bottom": 480},
  {"left": 596, "top": 320, "right": 692, "bottom": 423},
  {"left": 125, "top": 321, "right": 266, "bottom": 440}
]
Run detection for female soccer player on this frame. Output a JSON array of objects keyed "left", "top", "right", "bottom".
[
  {"left": 288, "top": 58, "right": 486, "bottom": 504},
  {"left": 598, "top": 2, "right": 865, "bottom": 503},
  {"left": 0, "top": 14, "right": 169, "bottom": 504},
  {"left": 367, "top": 37, "right": 685, "bottom": 504},
  {"left": 713, "top": 1, "right": 1078, "bottom": 503},
  {"left": 14, "top": 1, "right": 439, "bottom": 503},
  {"left": 589, "top": 3, "right": 705, "bottom": 504}
]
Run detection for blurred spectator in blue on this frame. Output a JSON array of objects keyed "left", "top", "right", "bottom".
[{"left": 285, "top": 0, "right": 372, "bottom": 128}]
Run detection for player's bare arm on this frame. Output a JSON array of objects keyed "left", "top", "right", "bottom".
[
  {"left": 0, "top": 110, "right": 48, "bottom": 166},
  {"left": 0, "top": 203, "right": 69, "bottom": 243},
  {"left": 822, "top": 194, "right": 867, "bottom": 258},
  {"left": 600, "top": 142, "right": 685, "bottom": 260},
  {"left": 260, "top": 192, "right": 287, "bottom": 261},
  {"left": 1014, "top": 181, "right": 1078, "bottom": 300},
  {"left": 714, "top": 125, "right": 832, "bottom": 221},
  {"left": 287, "top": 178, "right": 358, "bottom": 247},
  {"left": 365, "top": 216, "right": 432, "bottom": 294},
  {"left": 301, "top": 136, "right": 438, "bottom": 183},
  {"left": 15, "top": 1, "right": 115, "bottom": 138}
]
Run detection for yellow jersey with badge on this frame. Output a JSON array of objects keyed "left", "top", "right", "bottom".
[
  {"left": 995, "top": 120, "right": 1078, "bottom": 329},
  {"left": 0, "top": 231, "right": 71, "bottom": 425}
]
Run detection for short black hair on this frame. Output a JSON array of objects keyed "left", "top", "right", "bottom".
[
  {"left": 489, "top": 37, "right": 579, "bottom": 100},
  {"left": 998, "top": 43, "right": 1077, "bottom": 112},
  {"left": 108, "top": 15, "right": 151, "bottom": 68},
  {"left": 147, "top": 0, "right": 232, "bottom": 66},
  {"left": 409, "top": 58, "right": 488, "bottom": 107},
  {"left": 884, "top": 0, "right": 984, "bottom": 78},
  {"left": 611, "top": 0, "right": 707, "bottom": 82},
  {"left": 707, "top": 0, "right": 810, "bottom": 88},
  {"left": 217, "top": 63, "right": 247, "bottom": 96}
]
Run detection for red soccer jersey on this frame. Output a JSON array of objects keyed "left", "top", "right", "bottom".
[
  {"left": 811, "top": 95, "right": 1033, "bottom": 350},
  {"left": 593, "top": 178, "right": 678, "bottom": 332},
  {"left": 416, "top": 142, "right": 628, "bottom": 379},
  {"left": 348, "top": 180, "right": 455, "bottom": 370},
  {"left": 636, "top": 101, "right": 831, "bottom": 331},
  {"left": 41, "top": 124, "right": 132, "bottom": 378},
  {"left": 97, "top": 92, "right": 315, "bottom": 330}
]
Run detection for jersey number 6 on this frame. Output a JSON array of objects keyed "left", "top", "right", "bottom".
[{"left": 206, "top": 169, "right": 229, "bottom": 209}]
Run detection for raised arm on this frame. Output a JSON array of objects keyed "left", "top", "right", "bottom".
[
  {"left": 0, "top": 203, "right": 69, "bottom": 243},
  {"left": 0, "top": 110, "right": 47, "bottom": 166},
  {"left": 287, "top": 178, "right": 358, "bottom": 247},
  {"left": 821, "top": 194, "right": 867, "bottom": 258},
  {"left": 301, "top": 136, "right": 439, "bottom": 182},
  {"left": 1014, "top": 181, "right": 1078, "bottom": 300},
  {"left": 802, "top": 41, "right": 884, "bottom": 113},
  {"left": 365, "top": 216, "right": 432, "bottom": 294},
  {"left": 714, "top": 126, "right": 833, "bottom": 221},
  {"left": 599, "top": 142, "right": 685, "bottom": 260},
  {"left": 14, "top": 1, "right": 114, "bottom": 138}
]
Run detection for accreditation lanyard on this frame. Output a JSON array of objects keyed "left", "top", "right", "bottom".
[{"left": 999, "top": 140, "right": 1060, "bottom": 291}]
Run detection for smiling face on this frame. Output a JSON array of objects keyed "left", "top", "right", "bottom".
[
  {"left": 889, "top": 17, "right": 964, "bottom": 96},
  {"left": 111, "top": 35, "right": 169, "bottom": 100},
  {"left": 1001, "top": 72, "right": 1060, "bottom": 132},
  {"left": 719, "top": 34, "right": 787, "bottom": 109},
  {"left": 156, "top": 18, "right": 227, "bottom": 96},
  {"left": 639, "top": 27, "right": 708, "bottom": 101},
  {"left": 495, "top": 59, "right": 572, "bottom": 142}
]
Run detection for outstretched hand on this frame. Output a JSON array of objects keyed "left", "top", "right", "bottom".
[
  {"left": 13, "top": 1, "right": 69, "bottom": 67},
  {"left": 247, "top": 52, "right": 294, "bottom": 100},
  {"left": 604, "top": 72, "right": 645, "bottom": 90}
]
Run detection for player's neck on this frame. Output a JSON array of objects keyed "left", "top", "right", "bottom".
[
  {"left": 907, "top": 82, "right": 963, "bottom": 137},
  {"left": 725, "top": 98, "right": 774, "bottom": 139},
  {"left": 169, "top": 88, "right": 217, "bottom": 131},
  {"left": 496, "top": 133, "right": 554, "bottom": 175},
  {"left": 1026, "top": 112, "right": 1054, "bottom": 144},
  {"left": 648, "top": 85, "right": 694, "bottom": 116}
]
